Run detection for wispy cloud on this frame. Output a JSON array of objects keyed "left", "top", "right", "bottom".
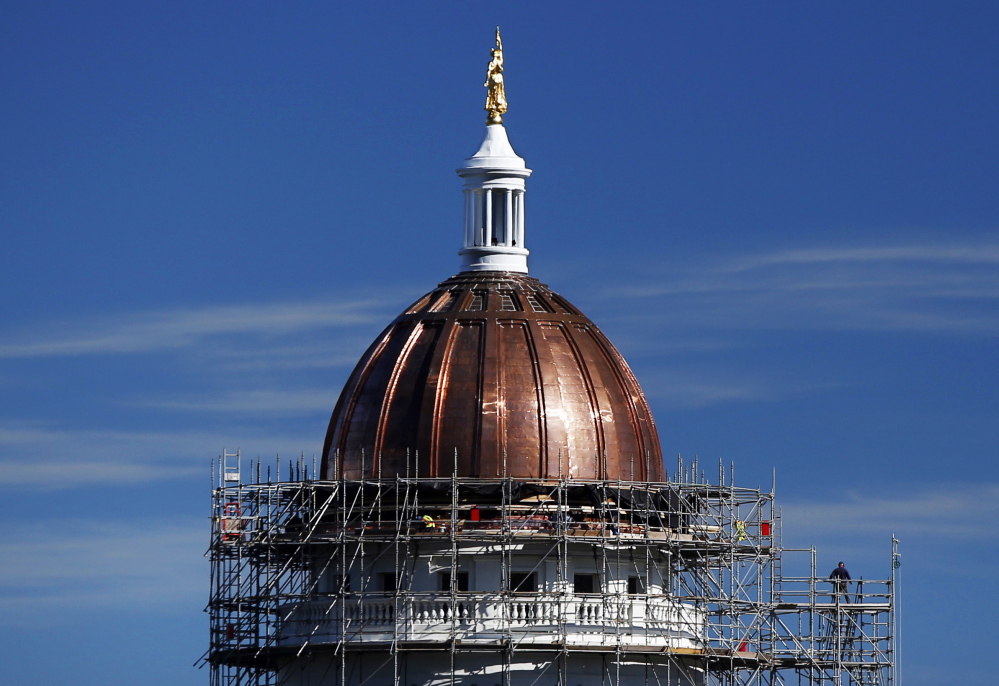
[
  {"left": 724, "top": 244, "right": 999, "bottom": 271},
  {"left": 0, "top": 460, "right": 202, "bottom": 487},
  {"left": 780, "top": 483, "right": 999, "bottom": 580},
  {"left": 783, "top": 483, "right": 999, "bottom": 540},
  {"left": 0, "top": 424, "right": 320, "bottom": 488},
  {"left": 132, "top": 388, "right": 337, "bottom": 414},
  {"left": 0, "top": 520, "right": 206, "bottom": 622},
  {"left": 0, "top": 299, "right": 391, "bottom": 359},
  {"left": 637, "top": 367, "right": 840, "bottom": 409},
  {"left": 210, "top": 342, "right": 374, "bottom": 371},
  {"left": 605, "top": 242, "right": 999, "bottom": 335},
  {"left": 0, "top": 299, "right": 376, "bottom": 489}
]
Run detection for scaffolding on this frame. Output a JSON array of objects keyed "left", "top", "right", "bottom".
[{"left": 201, "top": 451, "right": 897, "bottom": 686}]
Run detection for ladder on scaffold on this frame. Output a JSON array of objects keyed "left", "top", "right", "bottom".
[{"left": 222, "top": 448, "right": 241, "bottom": 486}]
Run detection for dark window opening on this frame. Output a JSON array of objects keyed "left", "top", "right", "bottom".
[
  {"left": 509, "top": 572, "right": 537, "bottom": 593},
  {"left": 439, "top": 571, "right": 470, "bottom": 592},
  {"left": 574, "top": 574, "right": 598, "bottom": 594},
  {"left": 380, "top": 573, "right": 397, "bottom": 593},
  {"left": 628, "top": 576, "right": 646, "bottom": 594}
]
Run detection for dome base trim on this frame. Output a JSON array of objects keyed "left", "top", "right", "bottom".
[{"left": 458, "top": 246, "right": 529, "bottom": 273}]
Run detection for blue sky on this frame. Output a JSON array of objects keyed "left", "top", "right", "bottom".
[{"left": 1, "top": 2, "right": 996, "bottom": 684}]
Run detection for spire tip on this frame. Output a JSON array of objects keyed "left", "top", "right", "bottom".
[{"left": 484, "top": 28, "right": 507, "bottom": 125}]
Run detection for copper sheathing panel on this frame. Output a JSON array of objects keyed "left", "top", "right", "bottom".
[
  {"left": 321, "top": 272, "right": 663, "bottom": 481},
  {"left": 497, "top": 321, "right": 543, "bottom": 476}
]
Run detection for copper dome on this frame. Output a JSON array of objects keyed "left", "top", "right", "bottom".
[{"left": 321, "top": 272, "right": 663, "bottom": 481}]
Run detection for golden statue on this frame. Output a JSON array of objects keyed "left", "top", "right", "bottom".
[{"left": 484, "top": 27, "right": 507, "bottom": 125}]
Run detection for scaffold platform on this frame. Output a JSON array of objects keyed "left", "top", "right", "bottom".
[{"left": 201, "top": 451, "right": 898, "bottom": 686}]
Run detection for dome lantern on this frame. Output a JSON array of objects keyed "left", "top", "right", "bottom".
[{"left": 457, "top": 29, "right": 532, "bottom": 274}]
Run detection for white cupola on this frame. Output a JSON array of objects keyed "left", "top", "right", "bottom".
[{"left": 456, "top": 124, "right": 532, "bottom": 273}]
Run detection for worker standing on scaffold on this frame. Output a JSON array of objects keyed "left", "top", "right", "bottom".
[{"left": 829, "top": 561, "right": 852, "bottom": 602}]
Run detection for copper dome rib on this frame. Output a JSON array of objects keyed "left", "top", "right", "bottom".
[{"left": 321, "top": 272, "right": 663, "bottom": 481}]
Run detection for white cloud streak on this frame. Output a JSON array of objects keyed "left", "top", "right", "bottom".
[
  {"left": 133, "top": 388, "right": 338, "bottom": 413},
  {"left": 0, "top": 424, "right": 320, "bottom": 488},
  {"left": 636, "top": 367, "right": 841, "bottom": 409},
  {"left": 780, "top": 484, "right": 999, "bottom": 580},
  {"left": 210, "top": 342, "right": 373, "bottom": 371},
  {"left": 783, "top": 483, "right": 999, "bottom": 540},
  {"left": 0, "top": 299, "right": 389, "bottom": 359},
  {"left": 607, "top": 242, "right": 999, "bottom": 335},
  {"left": 752, "top": 484, "right": 999, "bottom": 602},
  {"left": 0, "top": 520, "right": 206, "bottom": 622},
  {"left": 724, "top": 244, "right": 999, "bottom": 271}
]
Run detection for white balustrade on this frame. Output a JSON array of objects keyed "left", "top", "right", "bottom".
[{"left": 275, "top": 593, "right": 704, "bottom": 649}]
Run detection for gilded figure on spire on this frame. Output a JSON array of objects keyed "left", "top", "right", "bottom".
[{"left": 484, "top": 28, "right": 507, "bottom": 125}]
